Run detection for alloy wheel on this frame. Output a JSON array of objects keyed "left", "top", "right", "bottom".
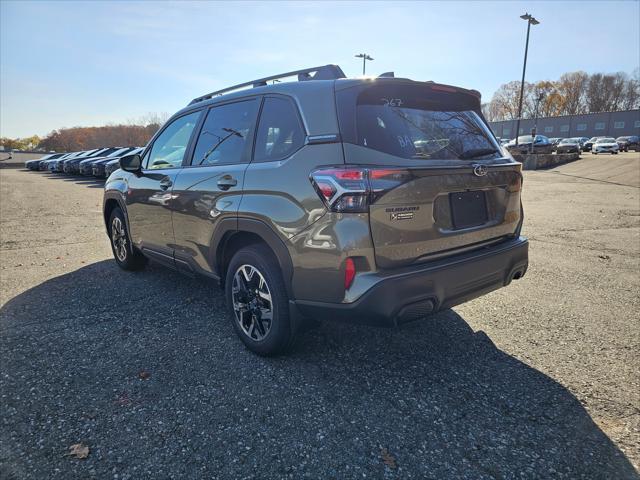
[
  {"left": 232, "top": 264, "right": 273, "bottom": 341},
  {"left": 111, "top": 217, "right": 128, "bottom": 262}
]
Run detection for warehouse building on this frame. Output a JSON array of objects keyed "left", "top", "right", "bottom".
[{"left": 489, "top": 109, "right": 640, "bottom": 139}]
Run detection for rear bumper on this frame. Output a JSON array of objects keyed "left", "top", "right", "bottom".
[{"left": 294, "top": 236, "right": 529, "bottom": 327}]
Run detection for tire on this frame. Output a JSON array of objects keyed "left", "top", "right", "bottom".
[
  {"left": 225, "top": 244, "right": 295, "bottom": 356},
  {"left": 613, "top": 151, "right": 618, "bottom": 155},
  {"left": 108, "top": 207, "right": 147, "bottom": 271}
]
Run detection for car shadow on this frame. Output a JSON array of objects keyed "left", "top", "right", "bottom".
[
  {"left": 43, "top": 174, "right": 105, "bottom": 188},
  {"left": 1, "top": 261, "right": 637, "bottom": 479}
]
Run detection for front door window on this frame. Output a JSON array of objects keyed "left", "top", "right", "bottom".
[{"left": 144, "top": 112, "right": 201, "bottom": 169}]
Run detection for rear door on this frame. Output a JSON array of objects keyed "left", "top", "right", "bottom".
[
  {"left": 171, "top": 98, "right": 260, "bottom": 274},
  {"left": 336, "top": 81, "right": 523, "bottom": 269}
]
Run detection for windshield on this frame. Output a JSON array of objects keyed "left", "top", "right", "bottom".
[
  {"left": 78, "top": 149, "right": 101, "bottom": 158},
  {"left": 561, "top": 139, "right": 577, "bottom": 144},
  {"left": 596, "top": 138, "right": 615, "bottom": 143},
  {"left": 107, "top": 148, "right": 132, "bottom": 157}
]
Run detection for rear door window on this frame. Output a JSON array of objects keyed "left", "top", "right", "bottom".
[
  {"left": 190, "top": 99, "right": 259, "bottom": 166},
  {"left": 253, "top": 97, "right": 305, "bottom": 162}
]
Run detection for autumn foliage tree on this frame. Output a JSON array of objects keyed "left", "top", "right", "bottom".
[
  {"left": 33, "top": 113, "right": 170, "bottom": 152},
  {"left": 37, "top": 124, "right": 160, "bottom": 152},
  {"left": 484, "top": 70, "right": 640, "bottom": 122},
  {"left": 0, "top": 135, "right": 41, "bottom": 151}
]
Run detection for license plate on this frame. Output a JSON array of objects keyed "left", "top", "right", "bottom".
[{"left": 450, "top": 190, "right": 488, "bottom": 229}]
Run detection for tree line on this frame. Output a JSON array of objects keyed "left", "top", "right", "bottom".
[
  {"left": 1, "top": 113, "right": 169, "bottom": 153},
  {"left": 482, "top": 69, "right": 640, "bottom": 122}
]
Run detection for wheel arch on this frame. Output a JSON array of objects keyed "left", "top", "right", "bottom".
[
  {"left": 212, "top": 218, "right": 294, "bottom": 298},
  {"left": 102, "top": 192, "right": 129, "bottom": 235}
]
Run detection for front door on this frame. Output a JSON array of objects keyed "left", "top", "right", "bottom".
[
  {"left": 126, "top": 111, "right": 202, "bottom": 265},
  {"left": 171, "top": 98, "right": 260, "bottom": 275}
]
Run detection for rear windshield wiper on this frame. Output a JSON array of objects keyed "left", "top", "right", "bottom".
[{"left": 459, "top": 148, "right": 499, "bottom": 160}]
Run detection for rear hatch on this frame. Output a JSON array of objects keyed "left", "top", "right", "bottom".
[{"left": 335, "top": 80, "right": 523, "bottom": 269}]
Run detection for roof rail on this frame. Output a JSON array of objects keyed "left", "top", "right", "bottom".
[{"left": 189, "top": 64, "right": 346, "bottom": 105}]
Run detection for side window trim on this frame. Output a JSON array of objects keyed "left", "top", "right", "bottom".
[
  {"left": 250, "top": 96, "right": 266, "bottom": 165},
  {"left": 141, "top": 109, "right": 203, "bottom": 171},
  {"left": 186, "top": 97, "right": 260, "bottom": 168},
  {"left": 251, "top": 94, "right": 307, "bottom": 164},
  {"left": 181, "top": 109, "right": 207, "bottom": 168}
]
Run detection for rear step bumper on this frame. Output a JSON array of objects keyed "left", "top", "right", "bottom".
[{"left": 294, "top": 236, "right": 529, "bottom": 327}]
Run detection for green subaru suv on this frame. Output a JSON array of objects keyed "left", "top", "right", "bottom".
[{"left": 103, "top": 65, "right": 528, "bottom": 355}]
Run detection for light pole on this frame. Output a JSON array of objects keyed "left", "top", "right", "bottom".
[
  {"left": 531, "top": 91, "right": 545, "bottom": 153},
  {"left": 514, "top": 13, "right": 539, "bottom": 147},
  {"left": 355, "top": 53, "right": 374, "bottom": 75}
]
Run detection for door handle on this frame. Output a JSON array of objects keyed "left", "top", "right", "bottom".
[
  {"left": 217, "top": 175, "right": 238, "bottom": 190},
  {"left": 159, "top": 179, "right": 173, "bottom": 191}
]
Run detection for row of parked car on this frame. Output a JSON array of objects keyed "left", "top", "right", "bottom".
[
  {"left": 496, "top": 135, "right": 639, "bottom": 155},
  {"left": 24, "top": 147, "right": 144, "bottom": 177},
  {"left": 552, "top": 135, "right": 640, "bottom": 154}
]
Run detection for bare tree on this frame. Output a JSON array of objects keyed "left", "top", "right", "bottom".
[
  {"left": 130, "top": 112, "right": 171, "bottom": 129},
  {"left": 556, "top": 71, "right": 589, "bottom": 115},
  {"left": 523, "top": 81, "right": 563, "bottom": 118},
  {"left": 487, "top": 81, "right": 530, "bottom": 121},
  {"left": 488, "top": 70, "right": 638, "bottom": 121},
  {"left": 622, "top": 68, "right": 640, "bottom": 109}
]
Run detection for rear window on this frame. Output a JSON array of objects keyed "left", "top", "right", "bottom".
[{"left": 337, "top": 83, "right": 499, "bottom": 161}]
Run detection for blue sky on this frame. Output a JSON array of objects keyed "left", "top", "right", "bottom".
[{"left": 1, "top": 0, "right": 638, "bottom": 138}]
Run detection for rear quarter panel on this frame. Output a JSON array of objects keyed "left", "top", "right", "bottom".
[{"left": 240, "top": 142, "right": 376, "bottom": 303}]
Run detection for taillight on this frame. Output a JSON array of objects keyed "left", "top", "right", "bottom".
[
  {"left": 310, "top": 168, "right": 368, "bottom": 213},
  {"left": 310, "top": 167, "right": 411, "bottom": 212},
  {"left": 344, "top": 257, "right": 356, "bottom": 290}
]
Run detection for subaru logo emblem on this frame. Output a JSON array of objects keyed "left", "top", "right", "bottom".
[{"left": 473, "top": 164, "right": 488, "bottom": 177}]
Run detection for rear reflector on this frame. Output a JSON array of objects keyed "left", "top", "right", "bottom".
[{"left": 344, "top": 257, "right": 356, "bottom": 290}]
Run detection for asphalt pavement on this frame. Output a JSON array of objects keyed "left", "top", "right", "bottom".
[{"left": 1, "top": 152, "right": 639, "bottom": 479}]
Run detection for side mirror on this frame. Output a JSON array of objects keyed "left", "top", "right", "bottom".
[{"left": 120, "top": 154, "right": 142, "bottom": 172}]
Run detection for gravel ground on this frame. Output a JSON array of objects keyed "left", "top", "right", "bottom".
[{"left": 1, "top": 153, "right": 639, "bottom": 479}]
